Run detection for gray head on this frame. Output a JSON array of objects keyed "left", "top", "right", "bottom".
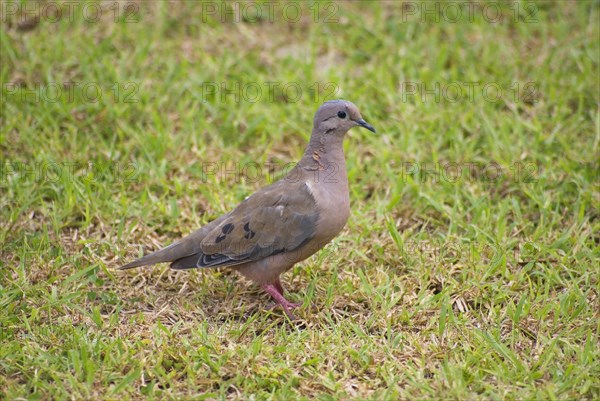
[{"left": 313, "top": 100, "right": 376, "bottom": 135}]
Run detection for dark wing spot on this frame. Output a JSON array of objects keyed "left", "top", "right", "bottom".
[
  {"left": 215, "top": 234, "right": 226, "bottom": 243},
  {"left": 222, "top": 223, "right": 234, "bottom": 234},
  {"left": 243, "top": 222, "right": 254, "bottom": 239}
]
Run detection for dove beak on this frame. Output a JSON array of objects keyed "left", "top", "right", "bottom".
[{"left": 356, "top": 119, "right": 376, "bottom": 133}]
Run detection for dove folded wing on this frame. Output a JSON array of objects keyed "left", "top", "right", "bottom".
[{"left": 170, "top": 183, "right": 319, "bottom": 269}]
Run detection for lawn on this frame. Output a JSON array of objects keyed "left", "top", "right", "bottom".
[{"left": 1, "top": 1, "right": 598, "bottom": 400}]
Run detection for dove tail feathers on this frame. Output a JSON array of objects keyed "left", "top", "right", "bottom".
[
  {"left": 118, "top": 241, "right": 196, "bottom": 270},
  {"left": 118, "top": 255, "right": 162, "bottom": 270},
  {"left": 118, "top": 218, "right": 228, "bottom": 271}
]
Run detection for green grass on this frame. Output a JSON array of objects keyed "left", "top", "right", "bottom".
[{"left": 1, "top": 1, "right": 599, "bottom": 400}]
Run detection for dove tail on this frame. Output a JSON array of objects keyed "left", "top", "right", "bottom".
[
  {"left": 118, "top": 256, "right": 157, "bottom": 270},
  {"left": 118, "top": 241, "right": 194, "bottom": 270},
  {"left": 118, "top": 252, "right": 170, "bottom": 270},
  {"left": 118, "top": 217, "right": 226, "bottom": 271}
]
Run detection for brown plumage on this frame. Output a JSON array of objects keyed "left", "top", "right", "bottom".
[{"left": 119, "top": 100, "right": 375, "bottom": 318}]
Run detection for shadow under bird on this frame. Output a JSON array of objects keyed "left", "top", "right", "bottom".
[{"left": 119, "top": 100, "right": 376, "bottom": 319}]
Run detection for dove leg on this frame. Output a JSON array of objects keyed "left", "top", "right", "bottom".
[
  {"left": 261, "top": 284, "right": 301, "bottom": 319},
  {"left": 273, "top": 278, "right": 284, "bottom": 295}
]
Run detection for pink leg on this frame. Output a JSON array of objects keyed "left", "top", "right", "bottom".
[
  {"left": 273, "top": 277, "right": 284, "bottom": 295},
  {"left": 261, "top": 283, "right": 302, "bottom": 319}
]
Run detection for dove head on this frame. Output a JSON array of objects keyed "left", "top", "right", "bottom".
[{"left": 313, "top": 100, "right": 376, "bottom": 136}]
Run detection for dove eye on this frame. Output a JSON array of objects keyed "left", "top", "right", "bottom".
[{"left": 337, "top": 111, "right": 347, "bottom": 119}]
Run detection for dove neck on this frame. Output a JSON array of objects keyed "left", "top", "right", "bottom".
[{"left": 298, "top": 131, "right": 347, "bottom": 171}]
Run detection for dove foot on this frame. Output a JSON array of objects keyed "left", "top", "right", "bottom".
[{"left": 262, "top": 283, "right": 302, "bottom": 319}]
